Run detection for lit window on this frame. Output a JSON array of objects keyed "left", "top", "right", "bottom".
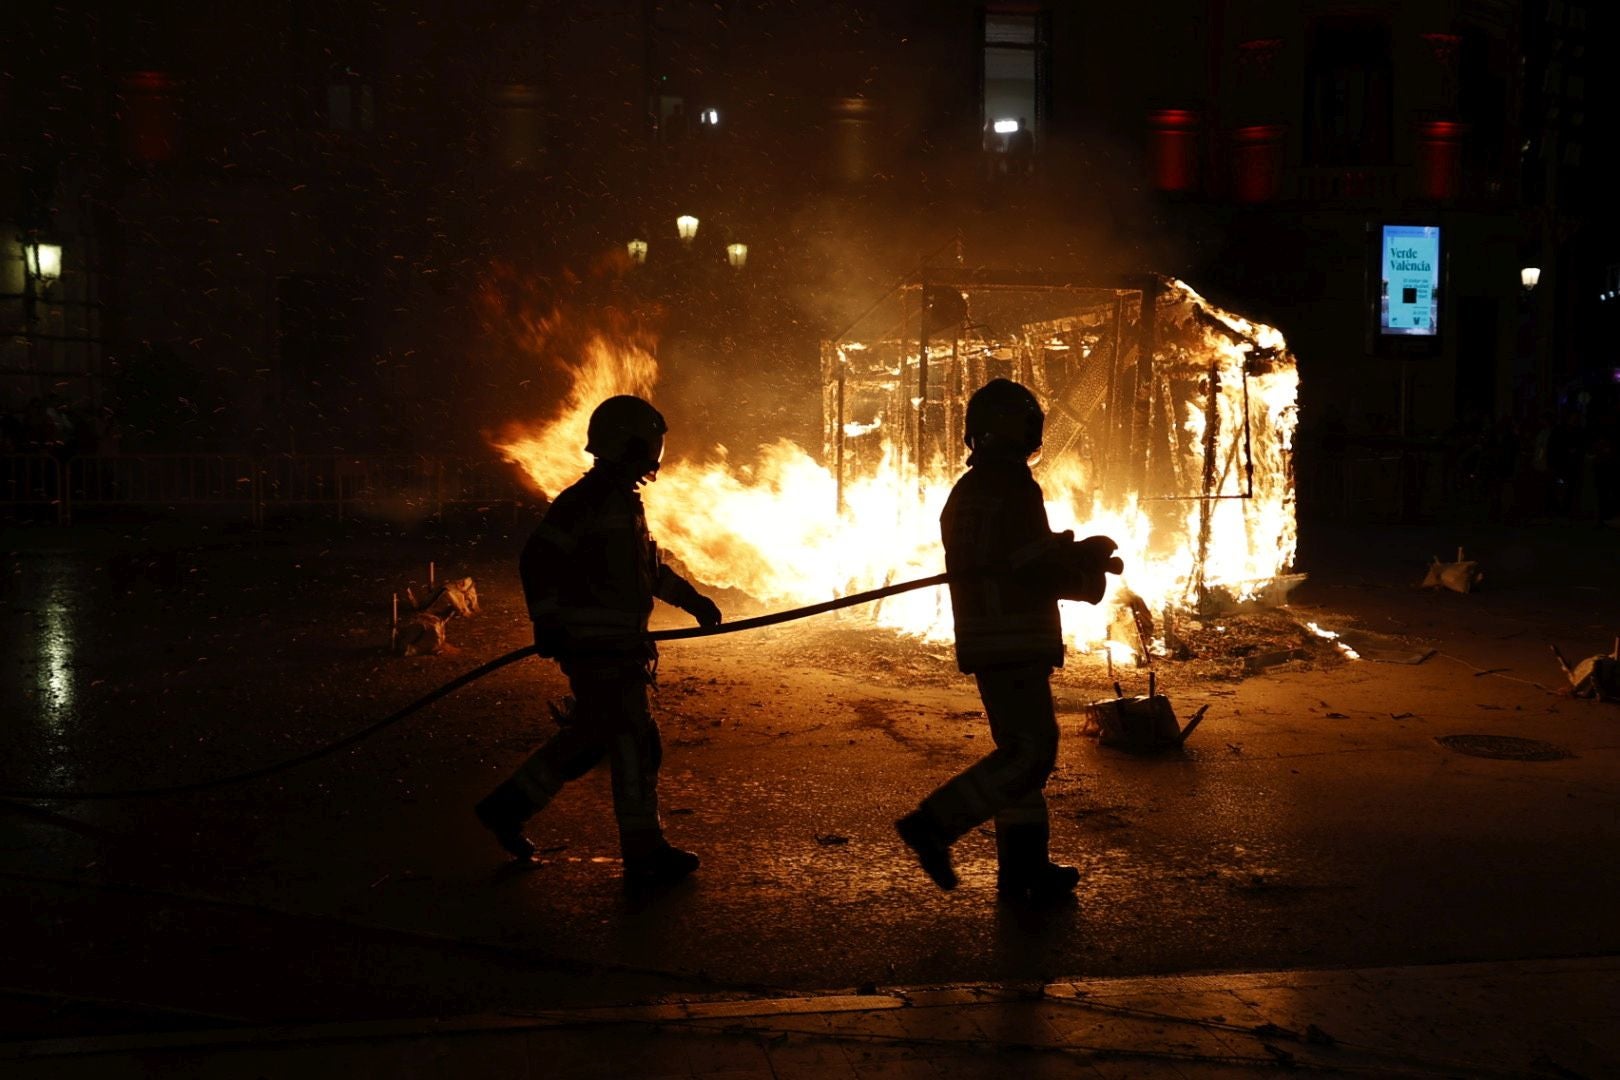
[{"left": 981, "top": 11, "right": 1048, "bottom": 166}]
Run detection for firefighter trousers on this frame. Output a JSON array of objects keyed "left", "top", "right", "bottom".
[
  {"left": 505, "top": 656, "right": 666, "bottom": 858},
  {"left": 919, "top": 663, "right": 1057, "bottom": 843}
]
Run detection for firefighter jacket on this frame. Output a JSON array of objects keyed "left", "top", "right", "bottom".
[
  {"left": 520, "top": 465, "right": 706, "bottom": 657},
  {"left": 940, "top": 453, "right": 1065, "bottom": 674}
]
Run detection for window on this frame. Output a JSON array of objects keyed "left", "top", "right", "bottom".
[
  {"left": 1303, "top": 19, "right": 1392, "bottom": 166},
  {"left": 981, "top": 10, "right": 1049, "bottom": 159}
]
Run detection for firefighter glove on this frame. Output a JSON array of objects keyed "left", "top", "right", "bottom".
[
  {"left": 684, "top": 594, "right": 723, "bottom": 628},
  {"left": 1076, "top": 534, "right": 1125, "bottom": 577},
  {"left": 1055, "top": 535, "right": 1124, "bottom": 604}
]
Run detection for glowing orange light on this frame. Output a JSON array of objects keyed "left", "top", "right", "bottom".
[{"left": 489, "top": 277, "right": 1299, "bottom": 662}]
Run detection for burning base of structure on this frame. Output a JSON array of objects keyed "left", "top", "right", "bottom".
[{"left": 491, "top": 271, "right": 1300, "bottom": 666}]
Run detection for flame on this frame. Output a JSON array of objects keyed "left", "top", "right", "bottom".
[
  {"left": 489, "top": 275, "right": 1299, "bottom": 658},
  {"left": 1304, "top": 620, "right": 1361, "bottom": 661}
]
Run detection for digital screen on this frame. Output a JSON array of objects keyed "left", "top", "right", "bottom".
[{"left": 1379, "top": 224, "right": 1440, "bottom": 336}]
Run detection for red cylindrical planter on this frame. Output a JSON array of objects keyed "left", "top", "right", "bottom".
[
  {"left": 489, "top": 83, "right": 544, "bottom": 169},
  {"left": 1417, "top": 120, "right": 1463, "bottom": 201},
  {"left": 122, "top": 71, "right": 181, "bottom": 163},
  {"left": 829, "top": 96, "right": 880, "bottom": 184},
  {"left": 1148, "top": 109, "right": 1200, "bottom": 192},
  {"left": 1230, "top": 124, "right": 1285, "bottom": 203}
]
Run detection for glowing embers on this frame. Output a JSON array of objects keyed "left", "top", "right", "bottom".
[{"left": 1304, "top": 621, "right": 1362, "bottom": 662}]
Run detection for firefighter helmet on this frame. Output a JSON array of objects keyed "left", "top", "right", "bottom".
[
  {"left": 963, "top": 378, "right": 1043, "bottom": 454},
  {"left": 586, "top": 395, "right": 668, "bottom": 473}
]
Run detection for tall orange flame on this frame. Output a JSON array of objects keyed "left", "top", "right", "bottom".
[{"left": 488, "top": 274, "right": 1298, "bottom": 659}]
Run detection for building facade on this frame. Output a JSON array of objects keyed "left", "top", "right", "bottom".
[{"left": 3, "top": 1, "right": 1611, "bottom": 515}]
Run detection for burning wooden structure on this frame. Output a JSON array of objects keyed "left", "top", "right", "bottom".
[
  {"left": 492, "top": 263, "right": 1299, "bottom": 659},
  {"left": 822, "top": 271, "right": 1300, "bottom": 625}
]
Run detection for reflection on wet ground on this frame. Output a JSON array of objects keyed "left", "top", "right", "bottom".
[
  {"left": 1, "top": 529, "right": 504, "bottom": 796},
  {"left": 5, "top": 553, "right": 84, "bottom": 788}
]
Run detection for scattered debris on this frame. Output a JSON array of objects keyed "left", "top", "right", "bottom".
[
  {"left": 391, "top": 575, "right": 479, "bottom": 657},
  {"left": 1080, "top": 673, "right": 1208, "bottom": 753},
  {"left": 1422, "top": 547, "right": 1483, "bottom": 593},
  {"left": 1244, "top": 647, "right": 1307, "bottom": 674},
  {"left": 1124, "top": 593, "right": 1156, "bottom": 665},
  {"left": 422, "top": 576, "right": 480, "bottom": 619},
  {"left": 1436, "top": 734, "right": 1573, "bottom": 762},
  {"left": 1550, "top": 639, "right": 1620, "bottom": 702}
]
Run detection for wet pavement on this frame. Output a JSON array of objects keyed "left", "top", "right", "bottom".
[
  {"left": 6, "top": 956, "right": 1618, "bottom": 1078},
  {"left": 2, "top": 515, "right": 1619, "bottom": 1072}
]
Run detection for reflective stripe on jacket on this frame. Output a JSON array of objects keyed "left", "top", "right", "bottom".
[{"left": 940, "top": 455, "right": 1064, "bottom": 674}]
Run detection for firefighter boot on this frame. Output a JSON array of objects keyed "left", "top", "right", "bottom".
[
  {"left": 474, "top": 781, "right": 539, "bottom": 861},
  {"left": 995, "top": 821, "right": 1079, "bottom": 904},
  {"left": 622, "top": 837, "right": 700, "bottom": 888},
  {"left": 895, "top": 809, "right": 959, "bottom": 890}
]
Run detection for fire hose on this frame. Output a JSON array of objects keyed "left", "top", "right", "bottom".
[{"left": 0, "top": 572, "right": 953, "bottom": 803}]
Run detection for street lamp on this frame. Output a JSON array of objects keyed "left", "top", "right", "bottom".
[
  {"left": 726, "top": 242, "right": 748, "bottom": 270},
  {"left": 24, "top": 241, "right": 62, "bottom": 286},
  {"left": 676, "top": 215, "right": 699, "bottom": 244},
  {"left": 1520, "top": 266, "right": 1541, "bottom": 291},
  {"left": 627, "top": 238, "right": 649, "bottom": 265}
]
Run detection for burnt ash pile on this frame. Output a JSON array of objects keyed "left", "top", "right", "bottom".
[{"left": 753, "top": 609, "right": 1362, "bottom": 694}]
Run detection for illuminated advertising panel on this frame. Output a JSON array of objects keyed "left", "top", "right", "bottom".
[{"left": 1379, "top": 224, "right": 1441, "bottom": 336}]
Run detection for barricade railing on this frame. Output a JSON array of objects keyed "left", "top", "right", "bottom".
[
  {"left": 0, "top": 454, "right": 64, "bottom": 523},
  {"left": 16, "top": 453, "right": 534, "bottom": 526},
  {"left": 66, "top": 454, "right": 260, "bottom": 524},
  {"left": 1327, "top": 443, "right": 1447, "bottom": 522},
  {"left": 256, "top": 454, "right": 445, "bottom": 522}
]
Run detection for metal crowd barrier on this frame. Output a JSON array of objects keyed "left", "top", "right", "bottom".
[
  {"left": 0, "top": 454, "right": 64, "bottom": 523},
  {"left": 67, "top": 454, "right": 260, "bottom": 524},
  {"left": 0, "top": 453, "right": 533, "bottom": 526},
  {"left": 1320, "top": 444, "right": 1448, "bottom": 522}
]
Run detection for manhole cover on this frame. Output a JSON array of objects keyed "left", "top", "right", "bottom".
[{"left": 1436, "top": 734, "right": 1573, "bottom": 761}]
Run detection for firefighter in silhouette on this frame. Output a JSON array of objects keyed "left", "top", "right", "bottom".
[
  {"left": 475, "top": 395, "right": 722, "bottom": 886},
  {"left": 895, "top": 379, "right": 1121, "bottom": 902}
]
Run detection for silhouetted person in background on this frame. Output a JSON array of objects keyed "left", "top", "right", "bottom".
[
  {"left": 896, "top": 379, "right": 1120, "bottom": 904},
  {"left": 476, "top": 395, "right": 722, "bottom": 887},
  {"left": 1484, "top": 416, "right": 1520, "bottom": 522},
  {"left": 1005, "top": 117, "right": 1035, "bottom": 177},
  {"left": 982, "top": 119, "right": 1005, "bottom": 182},
  {"left": 1547, "top": 409, "right": 1585, "bottom": 516},
  {"left": 664, "top": 102, "right": 688, "bottom": 148},
  {"left": 1592, "top": 401, "right": 1620, "bottom": 524}
]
